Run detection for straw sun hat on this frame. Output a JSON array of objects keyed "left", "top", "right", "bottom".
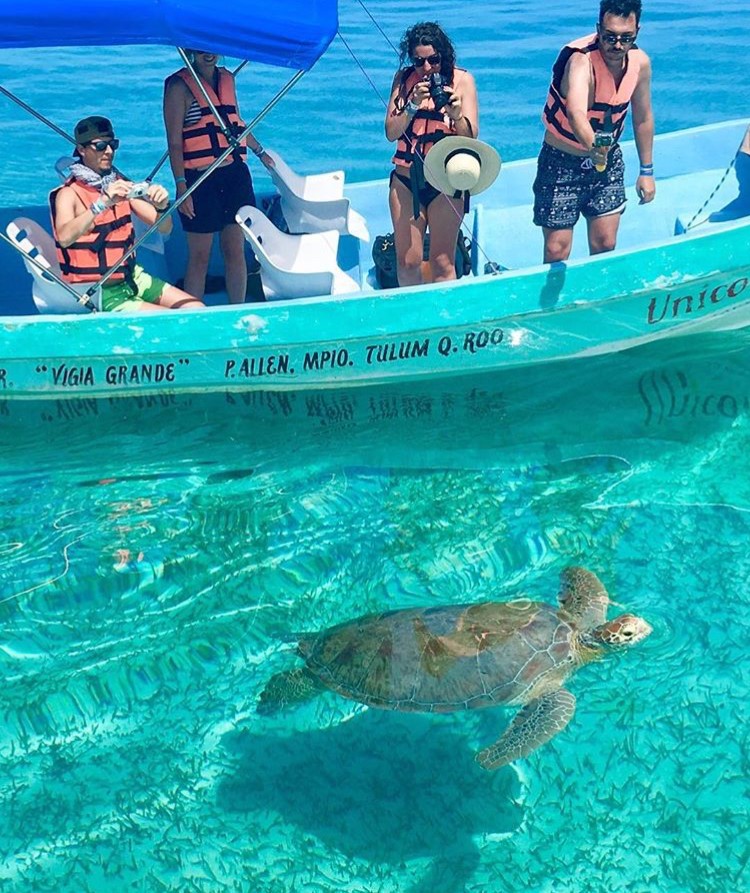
[{"left": 424, "top": 136, "right": 501, "bottom": 196}]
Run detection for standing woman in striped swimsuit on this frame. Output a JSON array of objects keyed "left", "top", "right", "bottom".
[{"left": 163, "top": 50, "right": 274, "bottom": 303}]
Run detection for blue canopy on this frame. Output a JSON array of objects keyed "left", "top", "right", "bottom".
[{"left": 0, "top": 0, "right": 338, "bottom": 70}]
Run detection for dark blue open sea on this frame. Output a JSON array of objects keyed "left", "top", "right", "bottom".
[{"left": 2, "top": 2, "right": 750, "bottom": 891}]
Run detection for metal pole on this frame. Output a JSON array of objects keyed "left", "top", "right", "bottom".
[
  {"left": 176, "top": 49, "right": 241, "bottom": 147},
  {"left": 0, "top": 85, "right": 73, "bottom": 143},
  {"left": 84, "top": 69, "right": 306, "bottom": 296},
  {"left": 0, "top": 84, "right": 129, "bottom": 179},
  {"left": 145, "top": 58, "right": 249, "bottom": 182},
  {"left": 0, "top": 231, "right": 98, "bottom": 311}
]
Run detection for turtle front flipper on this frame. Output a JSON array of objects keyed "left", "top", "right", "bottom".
[
  {"left": 257, "top": 667, "right": 325, "bottom": 715},
  {"left": 475, "top": 689, "right": 576, "bottom": 770},
  {"left": 558, "top": 567, "right": 610, "bottom": 629}
]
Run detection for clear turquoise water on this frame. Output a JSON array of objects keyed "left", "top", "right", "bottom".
[{"left": 2, "top": 2, "right": 750, "bottom": 891}]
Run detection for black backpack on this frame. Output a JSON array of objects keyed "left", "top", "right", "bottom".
[{"left": 372, "top": 231, "right": 472, "bottom": 289}]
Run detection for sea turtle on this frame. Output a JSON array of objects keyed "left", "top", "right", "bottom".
[{"left": 257, "top": 567, "right": 652, "bottom": 768}]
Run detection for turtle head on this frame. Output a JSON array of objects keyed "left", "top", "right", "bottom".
[{"left": 586, "top": 613, "right": 652, "bottom": 650}]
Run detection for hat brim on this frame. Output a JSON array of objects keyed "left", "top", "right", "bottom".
[{"left": 424, "top": 136, "right": 501, "bottom": 196}]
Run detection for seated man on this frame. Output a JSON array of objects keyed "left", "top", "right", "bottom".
[{"left": 51, "top": 116, "right": 204, "bottom": 312}]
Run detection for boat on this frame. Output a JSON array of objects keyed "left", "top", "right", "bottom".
[{"left": 0, "top": 1, "right": 749, "bottom": 400}]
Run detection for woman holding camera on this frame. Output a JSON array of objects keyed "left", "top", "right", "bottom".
[
  {"left": 164, "top": 50, "right": 274, "bottom": 303},
  {"left": 385, "top": 21, "right": 478, "bottom": 287}
]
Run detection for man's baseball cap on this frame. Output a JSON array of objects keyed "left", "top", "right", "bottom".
[{"left": 73, "top": 115, "right": 115, "bottom": 144}]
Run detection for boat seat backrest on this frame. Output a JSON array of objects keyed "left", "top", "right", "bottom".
[
  {"left": 263, "top": 148, "right": 369, "bottom": 242},
  {"left": 264, "top": 149, "right": 345, "bottom": 202},
  {"left": 7, "top": 217, "right": 59, "bottom": 273},
  {"left": 236, "top": 205, "right": 360, "bottom": 300},
  {"left": 6, "top": 217, "right": 100, "bottom": 313}
]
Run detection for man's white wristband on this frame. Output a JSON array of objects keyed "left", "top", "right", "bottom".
[{"left": 90, "top": 198, "right": 107, "bottom": 216}]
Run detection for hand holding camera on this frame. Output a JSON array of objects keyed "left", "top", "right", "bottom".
[
  {"left": 127, "top": 181, "right": 150, "bottom": 200},
  {"left": 428, "top": 73, "right": 451, "bottom": 112},
  {"left": 592, "top": 132, "right": 614, "bottom": 172},
  {"left": 127, "top": 181, "right": 169, "bottom": 211}
]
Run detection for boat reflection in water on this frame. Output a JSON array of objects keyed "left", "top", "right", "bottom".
[{"left": 2, "top": 327, "right": 748, "bottom": 476}]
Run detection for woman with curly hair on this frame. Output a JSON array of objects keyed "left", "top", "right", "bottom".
[{"left": 385, "top": 21, "right": 479, "bottom": 286}]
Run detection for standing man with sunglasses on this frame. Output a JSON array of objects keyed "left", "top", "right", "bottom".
[
  {"left": 50, "top": 116, "right": 203, "bottom": 311},
  {"left": 533, "top": 0, "right": 655, "bottom": 263}
]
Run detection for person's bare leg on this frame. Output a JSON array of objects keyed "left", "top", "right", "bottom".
[
  {"left": 586, "top": 213, "right": 621, "bottom": 255},
  {"left": 156, "top": 283, "right": 205, "bottom": 309},
  {"left": 389, "top": 175, "right": 426, "bottom": 287},
  {"left": 220, "top": 223, "right": 247, "bottom": 304},
  {"left": 425, "top": 194, "right": 464, "bottom": 282},
  {"left": 184, "top": 231, "right": 213, "bottom": 299},
  {"left": 542, "top": 227, "right": 574, "bottom": 263}
]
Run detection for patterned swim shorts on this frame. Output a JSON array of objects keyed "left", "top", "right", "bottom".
[{"left": 532, "top": 142, "right": 626, "bottom": 229}]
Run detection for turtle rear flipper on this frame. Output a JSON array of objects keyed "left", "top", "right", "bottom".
[
  {"left": 257, "top": 667, "right": 325, "bottom": 715},
  {"left": 475, "top": 689, "right": 576, "bottom": 770}
]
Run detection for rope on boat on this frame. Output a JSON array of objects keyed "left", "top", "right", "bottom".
[
  {"left": 683, "top": 127, "right": 748, "bottom": 231},
  {"left": 683, "top": 156, "right": 737, "bottom": 231},
  {"left": 355, "top": 0, "right": 400, "bottom": 56}
]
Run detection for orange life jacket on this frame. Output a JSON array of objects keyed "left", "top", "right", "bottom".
[
  {"left": 542, "top": 34, "right": 642, "bottom": 150},
  {"left": 172, "top": 67, "right": 247, "bottom": 169},
  {"left": 391, "top": 67, "right": 460, "bottom": 168},
  {"left": 50, "top": 178, "right": 135, "bottom": 283}
]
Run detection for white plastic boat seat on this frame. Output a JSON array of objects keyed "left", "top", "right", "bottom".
[
  {"left": 6, "top": 217, "right": 101, "bottom": 313},
  {"left": 264, "top": 148, "right": 370, "bottom": 242},
  {"left": 264, "top": 148, "right": 345, "bottom": 202},
  {"left": 235, "top": 205, "right": 360, "bottom": 300}
]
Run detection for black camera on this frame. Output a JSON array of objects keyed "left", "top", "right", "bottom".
[
  {"left": 429, "top": 73, "right": 451, "bottom": 111},
  {"left": 593, "top": 132, "right": 614, "bottom": 148}
]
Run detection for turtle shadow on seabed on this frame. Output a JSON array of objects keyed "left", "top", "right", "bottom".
[{"left": 218, "top": 708, "right": 524, "bottom": 893}]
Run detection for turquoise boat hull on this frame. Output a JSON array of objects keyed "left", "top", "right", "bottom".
[{"left": 1, "top": 119, "right": 749, "bottom": 399}]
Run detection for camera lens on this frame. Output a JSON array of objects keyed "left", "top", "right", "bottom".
[{"left": 429, "top": 73, "right": 450, "bottom": 111}]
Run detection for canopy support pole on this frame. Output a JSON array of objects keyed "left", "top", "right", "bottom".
[
  {"left": 0, "top": 84, "right": 74, "bottom": 144},
  {"left": 83, "top": 68, "right": 307, "bottom": 298},
  {"left": 0, "top": 66, "right": 305, "bottom": 307},
  {"left": 0, "top": 231, "right": 99, "bottom": 311},
  {"left": 145, "top": 58, "right": 249, "bottom": 182}
]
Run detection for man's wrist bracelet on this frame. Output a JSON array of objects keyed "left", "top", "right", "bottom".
[
  {"left": 90, "top": 198, "right": 107, "bottom": 216},
  {"left": 639, "top": 164, "right": 654, "bottom": 176},
  {"left": 405, "top": 100, "right": 421, "bottom": 117},
  {"left": 252, "top": 145, "right": 266, "bottom": 158},
  {"left": 175, "top": 176, "right": 186, "bottom": 185}
]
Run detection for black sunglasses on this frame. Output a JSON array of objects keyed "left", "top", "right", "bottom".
[
  {"left": 86, "top": 139, "right": 120, "bottom": 151},
  {"left": 412, "top": 52, "right": 441, "bottom": 67},
  {"left": 598, "top": 29, "right": 637, "bottom": 46}
]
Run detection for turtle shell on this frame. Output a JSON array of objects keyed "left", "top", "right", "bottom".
[{"left": 297, "top": 599, "right": 577, "bottom": 712}]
